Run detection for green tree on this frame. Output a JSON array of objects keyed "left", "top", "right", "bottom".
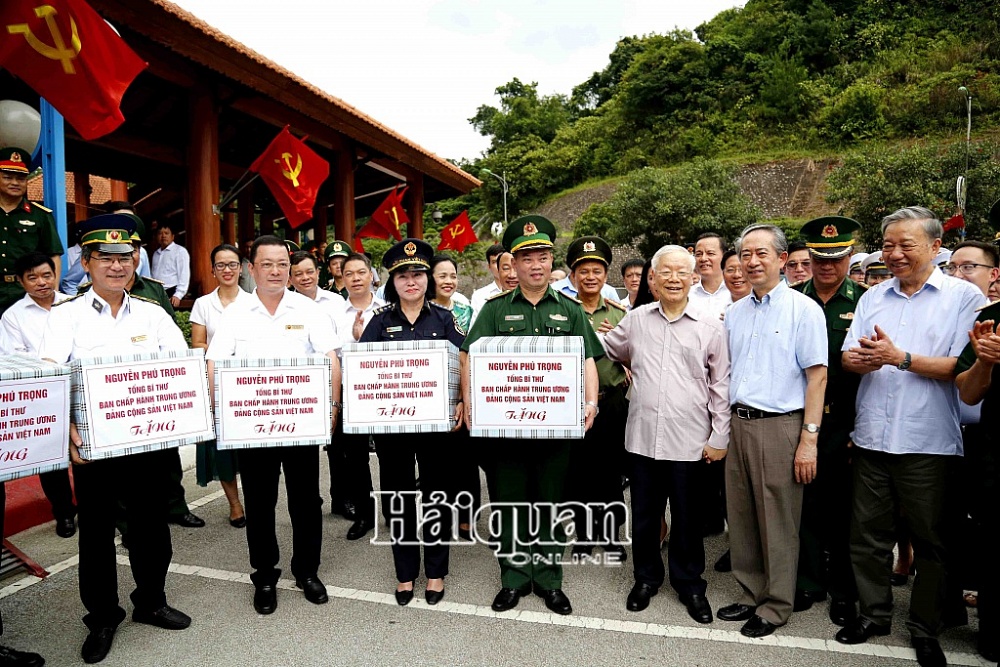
[{"left": 469, "top": 79, "right": 571, "bottom": 146}]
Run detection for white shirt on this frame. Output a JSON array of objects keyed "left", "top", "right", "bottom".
[
  {"left": 38, "top": 290, "right": 186, "bottom": 362},
  {"left": 470, "top": 282, "right": 503, "bottom": 324},
  {"left": 206, "top": 289, "right": 341, "bottom": 359},
  {"left": 1, "top": 291, "right": 67, "bottom": 355},
  {"left": 189, "top": 287, "right": 252, "bottom": 347},
  {"left": 333, "top": 292, "right": 386, "bottom": 352},
  {"left": 304, "top": 287, "right": 346, "bottom": 335},
  {"left": 689, "top": 280, "right": 731, "bottom": 319},
  {"left": 151, "top": 242, "right": 191, "bottom": 295}
]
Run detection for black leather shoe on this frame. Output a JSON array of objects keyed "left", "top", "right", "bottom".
[
  {"left": 911, "top": 637, "right": 946, "bottom": 667},
  {"left": 425, "top": 588, "right": 445, "bottom": 605},
  {"left": 0, "top": 644, "right": 45, "bottom": 667},
  {"left": 829, "top": 599, "right": 857, "bottom": 626},
  {"left": 295, "top": 577, "right": 329, "bottom": 605},
  {"left": 714, "top": 549, "right": 732, "bottom": 572},
  {"left": 491, "top": 587, "right": 528, "bottom": 612},
  {"left": 55, "top": 516, "right": 76, "bottom": 539},
  {"left": 794, "top": 589, "right": 827, "bottom": 612},
  {"left": 604, "top": 543, "right": 628, "bottom": 562},
  {"left": 626, "top": 583, "right": 658, "bottom": 612},
  {"left": 253, "top": 585, "right": 277, "bottom": 615},
  {"left": 132, "top": 605, "right": 191, "bottom": 630},
  {"left": 717, "top": 603, "right": 756, "bottom": 622},
  {"left": 168, "top": 513, "right": 205, "bottom": 528},
  {"left": 81, "top": 627, "right": 116, "bottom": 664},
  {"left": 536, "top": 588, "right": 573, "bottom": 615},
  {"left": 680, "top": 594, "right": 713, "bottom": 624},
  {"left": 395, "top": 589, "right": 414, "bottom": 606},
  {"left": 228, "top": 516, "right": 246, "bottom": 529},
  {"left": 741, "top": 614, "right": 778, "bottom": 638},
  {"left": 835, "top": 617, "right": 890, "bottom": 645},
  {"left": 346, "top": 518, "right": 373, "bottom": 541}
]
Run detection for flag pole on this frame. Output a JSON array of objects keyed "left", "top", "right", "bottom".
[{"left": 218, "top": 171, "right": 260, "bottom": 212}]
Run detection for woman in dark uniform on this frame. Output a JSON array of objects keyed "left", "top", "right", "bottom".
[{"left": 359, "top": 238, "right": 466, "bottom": 606}]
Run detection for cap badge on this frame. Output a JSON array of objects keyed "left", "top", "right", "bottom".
[
  {"left": 821, "top": 224, "right": 838, "bottom": 238},
  {"left": 9, "top": 152, "right": 21, "bottom": 163},
  {"left": 404, "top": 241, "right": 417, "bottom": 256},
  {"left": 522, "top": 222, "right": 537, "bottom": 235},
  {"left": 333, "top": 243, "right": 342, "bottom": 251},
  {"left": 108, "top": 230, "right": 121, "bottom": 241},
  {"left": 583, "top": 241, "right": 596, "bottom": 252}
]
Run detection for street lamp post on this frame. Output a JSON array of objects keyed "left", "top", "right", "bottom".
[{"left": 480, "top": 168, "right": 509, "bottom": 226}]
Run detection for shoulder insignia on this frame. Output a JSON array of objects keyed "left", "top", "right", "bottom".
[
  {"left": 558, "top": 291, "right": 582, "bottom": 305},
  {"left": 429, "top": 300, "right": 449, "bottom": 311},
  {"left": 373, "top": 304, "right": 393, "bottom": 315},
  {"left": 975, "top": 300, "right": 1000, "bottom": 313},
  {"left": 607, "top": 299, "right": 628, "bottom": 312},
  {"left": 30, "top": 201, "right": 52, "bottom": 213},
  {"left": 486, "top": 289, "right": 514, "bottom": 302},
  {"left": 77, "top": 281, "right": 92, "bottom": 292},
  {"left": 53, "top": 294, "right": 83, "bottom": 307},
  {"left": 788, "top": 280, "right": 807, "bottom": 291},
  {"left": 130, "top": 294, "right": 160, "bottom": 305},
  {"left": 145, "top": 276, "right": 164, "bottom": 285},
  {"left": 454, "top": 318, "right": 467, "bottom": 336}
]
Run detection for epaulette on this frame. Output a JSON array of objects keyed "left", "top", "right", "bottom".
[
  {"left": 77, "top": 280, "right": 92, "bottom": 291},
  {"left": 373, "top": 304, "right": 393, "bottom": 315},
  {"left": 130, "top": 294, "right": 161, "bottom": 306},
  {"left": 975, "top": 300, "right": 1000, "bottom": 313},
  {"left": 856, "top": 282, "right": 869, "bottom": 291},
  {"left": 558, "top": 291, "right": 582, "bottom": 304},
  {"left": 607, "top": 299, "right": 628, "bottom": 312},
  {"left": 144, "top": 276, "right": 164, "bottom": 285},
  {"left": 486, "top": 289, "right": 514, "bottom": 302},
  {"left": 787, "top": 280, "right": 806, "bottom": 289},
  {"left": 53, "top": 294, "right": 83, "bottom": 307},
  {"left": 30, "top": 201, "right": 52, "bottom": 213}
]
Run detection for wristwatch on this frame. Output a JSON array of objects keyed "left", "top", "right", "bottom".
[
  {"left": 585, "top": 401, "right": 600, "bottom": 416},
  {"left": 802, "top": 423, "right": 820, "bottom": 434},
  {"left": 897, "top": 352, "right": 912, "bottom": 371},
  {"left": 332, "top": 401, "right": 343, "bottom": 410}
]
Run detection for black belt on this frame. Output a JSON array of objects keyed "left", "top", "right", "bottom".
[{"left": 732, "top": 404, "right": 803, "bottom": 420}]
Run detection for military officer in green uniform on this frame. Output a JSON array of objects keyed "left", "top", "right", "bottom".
[
  {"left": 460, "top": 215, "right": 602, "bottom": 616},
  {"left": 563, "top": 236, "right": 629, "bottom": 559},
  {"left": 789, "top": 216, "right": 866, "bottom": 626},
  {"left": 324, "top": 240, "right": 350, "bottom": 297},
  {"left": 0, "top": 147, "right": 64, "bottom": 315}
]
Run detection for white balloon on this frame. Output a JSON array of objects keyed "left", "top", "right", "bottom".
[{"left": 0, "top": 100, "right": 42, "bottom": 155}]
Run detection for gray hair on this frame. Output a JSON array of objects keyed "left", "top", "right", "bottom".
[
  {"left": 736, "top": 224, "right": 788, "bottom": 255},
  {"left": 651, "top": 244, "right": 695, "bottom": 272},
  {"left": 880, "top": 206, "right": 943, "bottom": 240}
]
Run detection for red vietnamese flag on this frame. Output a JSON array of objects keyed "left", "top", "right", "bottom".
[
  {"left": 355, "top": 219, "right": 391, "bottom": 240},
  {"left": 368, "top": 186, "right": 409, "bottom": 241},
  {"left": 352, "top": 235, "right": 365, "bottom": 253},
  {"left": 436, "top": 211, "right": 478, "bottom": 252},
  {"left": 250, "top": 126, "right": 330, "bottom": 229},
  {"left": 0, "top": 0, "right": 147, "bottom": 140}
]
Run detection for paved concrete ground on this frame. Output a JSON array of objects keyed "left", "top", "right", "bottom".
[{"left": 0, "top": 452, "right": 990, "bottom": 666}]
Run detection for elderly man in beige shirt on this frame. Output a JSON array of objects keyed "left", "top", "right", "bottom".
[{"left": 603, "top": 244, "right": 731, "bottom": 624}]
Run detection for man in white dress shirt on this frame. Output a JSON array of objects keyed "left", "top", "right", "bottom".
[
  {"left": 150, "top": 221, "right": 190, "bottom": 307},
  {"left": 470, "top": 244, "right": 518, "bottom": 316},
  {"left": 289, "top": 250, "right": 346, "bottom": 330},
  {"left": 690, "top": 232, "right": 731, "bottom": 317}
]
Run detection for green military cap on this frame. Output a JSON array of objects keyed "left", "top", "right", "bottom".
[
  {"left": 0, "top": 146, "right": 30, "bottom": 174},
  {"left": 502, "top": 215, "right": 556, "bottom": 254},
  {"left": 324, "top": 240, "right": 350, "bottom": 260},
  {"left": 77, "top": 213, "right": 136, "bottom": 254},
  {"left": 799, "top": 216, "right": 860, "bottom": 259},
  {"left": 382, "top": 238, "right": 433, "bottom": 273},
  {"left": 113, "top": 213, "right": 146, "bottom": 243},
  {"left": 566, "top": 236, "right": 612, "bottom": 269}
]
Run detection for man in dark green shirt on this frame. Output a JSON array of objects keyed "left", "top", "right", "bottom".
[
  {"left": 790, "top": 216, "right": 865, "bottom": 627},
  {"left": 461, "top": 215, "right": 602, "bottom": 616}
]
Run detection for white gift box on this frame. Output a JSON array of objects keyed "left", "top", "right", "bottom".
[
  {"left": 213, "top": 356, "right": 332, "bottom": 450},
  {"left": 342, "top": 341, "right": 460, "bottom": 434},
  {"left": 0, "top": 355, "right": 71, "bottom": 482},
  {"left": 468, "top": 336, "right": 584, "bottom": 439},
  {"left": 70, "top": 350, "right": 214, "bottom": 460}
]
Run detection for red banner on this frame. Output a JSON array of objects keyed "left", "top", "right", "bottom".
[
  {"left": 249, "top": 126, "right": 330, "bottom": 229},
  {"left": 368, "top": 186, "right": 409, "bottom": 241},
  {"left": 437, "top": 211, "right": 478, "bottom": 252}
]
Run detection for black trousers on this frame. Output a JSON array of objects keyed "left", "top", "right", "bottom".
[
  {"left": 629, "top": 453, "right": 707, "bottom": 597},
  {"left": 326, "top": 420, "right": 375, "bottom": 521},
  {"left": 74, "top": 449, "right": 174, "bottom": 630},
  {"left": 375, "top": 432, "right": 451, "bottom": 583},
  {"left": 449, "top": 428, "right": 480, "bottom": 527},
  {"left": 797, "top": 424, "right": 857, "bottom": 602},
  {"left": 38, "top": 468, "right": 75, "bottom": 520},
  {"left": 239, "top": 445, "right": 322, "bottom": 588}
]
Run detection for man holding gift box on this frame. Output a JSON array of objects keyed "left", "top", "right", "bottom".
[{"left": 38, "top": 214, "right": 191, "bottom": 665}]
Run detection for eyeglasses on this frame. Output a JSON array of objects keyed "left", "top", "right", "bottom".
[
  {"left": 656, "top": 270, "right": 692, "bottom": 279},
  {"left": 943, "top": 263, "right": 993, "bottom": 276},
  {"left": 881, "top": 243, "right": 923, "bottom": 254},
  {"left": 255, "top": 261, "right": 290, "bottom": 272},
  {"left": 92, "top": 255, "right": 134, "bottom": 266},
  {"left": 213, "top": 261, "right": 240, "bottom": 271}
]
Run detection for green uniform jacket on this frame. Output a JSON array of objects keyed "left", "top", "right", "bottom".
[
  {"left": 956, "top": 301, "right": 1000, "bottom": 422},
  {"left": 583, "top": 296, "right": 628, "bottom": 389},
  {"left": 1, "top": 198, "right": 64, "bottom": 313},
  {"left": 461, "top": 286, "right": 603, "bottom": 361},
  {"left": 78, "top": 275, "right": 176, "bottom": 318}
]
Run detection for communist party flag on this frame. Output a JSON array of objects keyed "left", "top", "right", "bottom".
[
  {"left": 250, "top": 126, "right": 330, "bottom": 229},
  {"left": 355, "top": 219, "right": 391, "bottom": 240},
  {"left": 0, "top": 0, "right": 147, "bottom": 140},
  {"left": 368, "top": 186, "right": 409, "bottom": 241},
  {"left": 437, "top": 211, "right": 478, "bottom": 252},
  {"left": 352, "top": 235, "right": 365, "bottom": 253}
]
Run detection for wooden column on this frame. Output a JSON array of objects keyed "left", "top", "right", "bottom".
[
  {"left": 109, "top": 179, "right": 128, "bottom": 202},
  {"left": 313, "top": 205, "right": 328, "bottom": 247},
  {"left": 237, "top": 183, "right": 255, "bottom": 250},
  {"left": 406, "top": 174, "right": 424, "bottom": 239},
  {"left": 290, "top": 227, "right": 301, "bottom": 247},
  {"left": 73, "top": 172, "right": 89, "bottom": 223},
  {"left": 222, "top": 210, "right": 236, "bottom": 246},
  {"left": 186, "top": 84, "right": 220, "bottom": 299},
  {"left": 260, "top": 211, "right": 275, "bottom": 237},
  {"left": 333, "top": 149, "right": 355, "bottom": 242}
]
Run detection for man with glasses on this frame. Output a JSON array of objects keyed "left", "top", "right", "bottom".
[
  {"left": 784, "top": 241, "right": 813, "bottom": 285},
  {"left": 39, "top": 215, "right": 192, "bottom": 664},
  {"left": 839, "top": 207, "right": 984, "bottom": 667}
]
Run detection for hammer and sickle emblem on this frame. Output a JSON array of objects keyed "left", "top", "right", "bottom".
[
  {"left": 387, "top": 206, "right": 400, "bottom": 229},
  {"left": 275, "top": 152, "right": 303, "bottom": 187},
  {"left": 449, "top": 224, "right": 464, "bottom": 239},
  {"left": 7, "top": 5, "right": 82, "bottom": 75}
]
